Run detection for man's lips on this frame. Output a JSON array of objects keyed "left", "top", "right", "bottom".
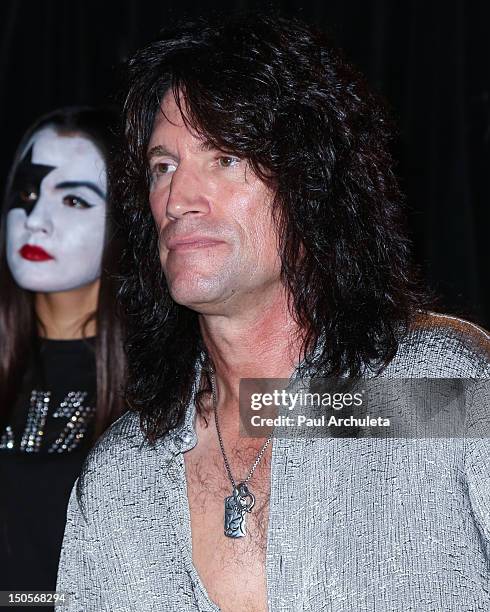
[
  {"left": 166, "top": 235, "right": 225, "bottom": 252},
  {"left": 19, "top": 244, "right": 54, "bottom": 261}
]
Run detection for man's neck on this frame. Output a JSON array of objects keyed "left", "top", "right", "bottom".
[{"left": 199, "top": 287, "right": 303, "bottom": 414}]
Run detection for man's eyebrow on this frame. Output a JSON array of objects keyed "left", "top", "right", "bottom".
[
  {"left": 197, "top": 140, "right": 215, "bottom": 152},
  {"left": 55, "top": 181, "right": 105, "bottom": 199},
  {"left": 147, "top": 142, "right": 217, "bottom": 160},
  {"left": 147, "top": 145, "right": 175, "bottom": 160}
]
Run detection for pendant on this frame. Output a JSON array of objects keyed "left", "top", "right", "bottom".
[{"left": 224, "top": 482, "right": 255, "bottom": 538}]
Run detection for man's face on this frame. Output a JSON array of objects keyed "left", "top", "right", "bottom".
[
  {"left": 147, "top": 91, "right": 282, "bottom": 315},
  {"left": 6, "top": 126, "right": 107, "bottom": 293}
]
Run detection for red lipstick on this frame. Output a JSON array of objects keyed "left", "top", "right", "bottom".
[{"left": 19, "top": 244, "right": 54, "bottom": 262}]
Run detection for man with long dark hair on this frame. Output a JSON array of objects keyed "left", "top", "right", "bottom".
[{"left": 57, "top": 14, "right": 490, "bottom": 611}]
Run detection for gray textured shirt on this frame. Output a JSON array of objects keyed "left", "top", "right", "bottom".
[{"left": 56, "top": 313, "right": 490, "bottom": 611}]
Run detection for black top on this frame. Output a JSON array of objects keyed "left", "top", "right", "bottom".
[{"left": 0, "top": 337, "right": 97, "bottom": 604}]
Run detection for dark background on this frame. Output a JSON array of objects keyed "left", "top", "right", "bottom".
[{"left": 1, "top": 0, "right": 489, "bottom": 327}]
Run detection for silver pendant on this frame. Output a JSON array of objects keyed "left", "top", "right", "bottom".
[{"left": 224, "top": 482, "right": 255, "bottom": 538}]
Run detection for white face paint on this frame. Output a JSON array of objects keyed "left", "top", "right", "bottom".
[{"left": 6, "top": 126, "right": 107, "bottom": 292}]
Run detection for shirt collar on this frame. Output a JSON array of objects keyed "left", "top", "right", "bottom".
[
  {"left": 167, "top": 354, "right": 204, "bottom": 453},
  {"left": 167, "top": 348, "right": 318, "bottom": 454}
]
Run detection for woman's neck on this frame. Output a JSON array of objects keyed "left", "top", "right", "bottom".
[{"left": 35, "top": 279, "right": 100, "bottom": 340}]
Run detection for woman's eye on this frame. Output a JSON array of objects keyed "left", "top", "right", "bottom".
[
  {"left": 19, "top": 189, "right": 38, "bottom": 203},
  {"left": 218, "top": 156, "right": 239, "bottom": 168},
  {"left": 62, "top": 195, "right": 93, "bottom": 209}
]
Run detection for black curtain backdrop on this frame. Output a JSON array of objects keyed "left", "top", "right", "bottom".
[{"left": 1, "top": 0, "right": 489, "bottom": 327}]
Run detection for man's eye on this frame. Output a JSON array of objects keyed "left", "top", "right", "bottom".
[
  {"left": 152, "top": 162, "right": 176, "bottom": 176},
  {"left": 19, "top": 189, "right": 38, "bottom": 203},
  {"left": 62, "top": 195, "right": 93, "bottom": 209},
  {"left": 218, "top": 156, "right": 239, "bottom": 168}
]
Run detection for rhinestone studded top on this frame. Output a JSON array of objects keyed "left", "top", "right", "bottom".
[{"left": 0, "top": 337, "right": 96, "bottom": 454}]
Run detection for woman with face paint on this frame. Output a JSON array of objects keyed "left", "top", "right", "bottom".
[{"left": 0, "top": 107, "right": 126, "bottom": 602}]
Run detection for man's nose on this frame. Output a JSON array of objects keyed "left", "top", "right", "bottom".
[
  {"left": 24, "top": 197, "right": 54, "bottom": 235},
  {"left": 166, "top": 165, "right": 211, "bottom": 221}
]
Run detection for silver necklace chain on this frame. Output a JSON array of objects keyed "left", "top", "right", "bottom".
[{"left": 210, "top": 367, "right": 273, "bottom": 490}]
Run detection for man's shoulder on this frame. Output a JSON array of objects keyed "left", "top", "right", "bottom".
[
  {"left": 90, "top": 409, "right": 146, "bottom": 459},
  {"left": 75, "top": 411, "right": 167, "bottom": 511},
  {"left": 387, "top": 311, "right": 490, "bottom": 377}
]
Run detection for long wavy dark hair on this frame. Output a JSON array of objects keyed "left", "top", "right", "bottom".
[
  {"left": 115, "top": 13, "right": 430, "bottom": 443},
  {"left": 0, "top": 106, "right": 127, "bottom": 440}
]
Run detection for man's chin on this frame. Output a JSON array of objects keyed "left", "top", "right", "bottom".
[
  {"left": 167, "top": 279, "right": 233, "bottom": 314},
  {"left": 168, "top": 282, "right": 218, "bottom": 310}
]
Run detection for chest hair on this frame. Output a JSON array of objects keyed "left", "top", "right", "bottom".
[{"left": 186, "top": 443, "right": 272, "bottom": 567}]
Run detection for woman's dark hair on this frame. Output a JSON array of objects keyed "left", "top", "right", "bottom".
[
  {"left": 116, "top": 13, "right": 431, "bottom": 443},
  {"left": 0, "top": 106, "right": 127, "bottom": 440}
]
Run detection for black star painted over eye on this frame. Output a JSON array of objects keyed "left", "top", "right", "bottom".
[{"left": 8, "top": 145, "right": 56, "bottom": 215}]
